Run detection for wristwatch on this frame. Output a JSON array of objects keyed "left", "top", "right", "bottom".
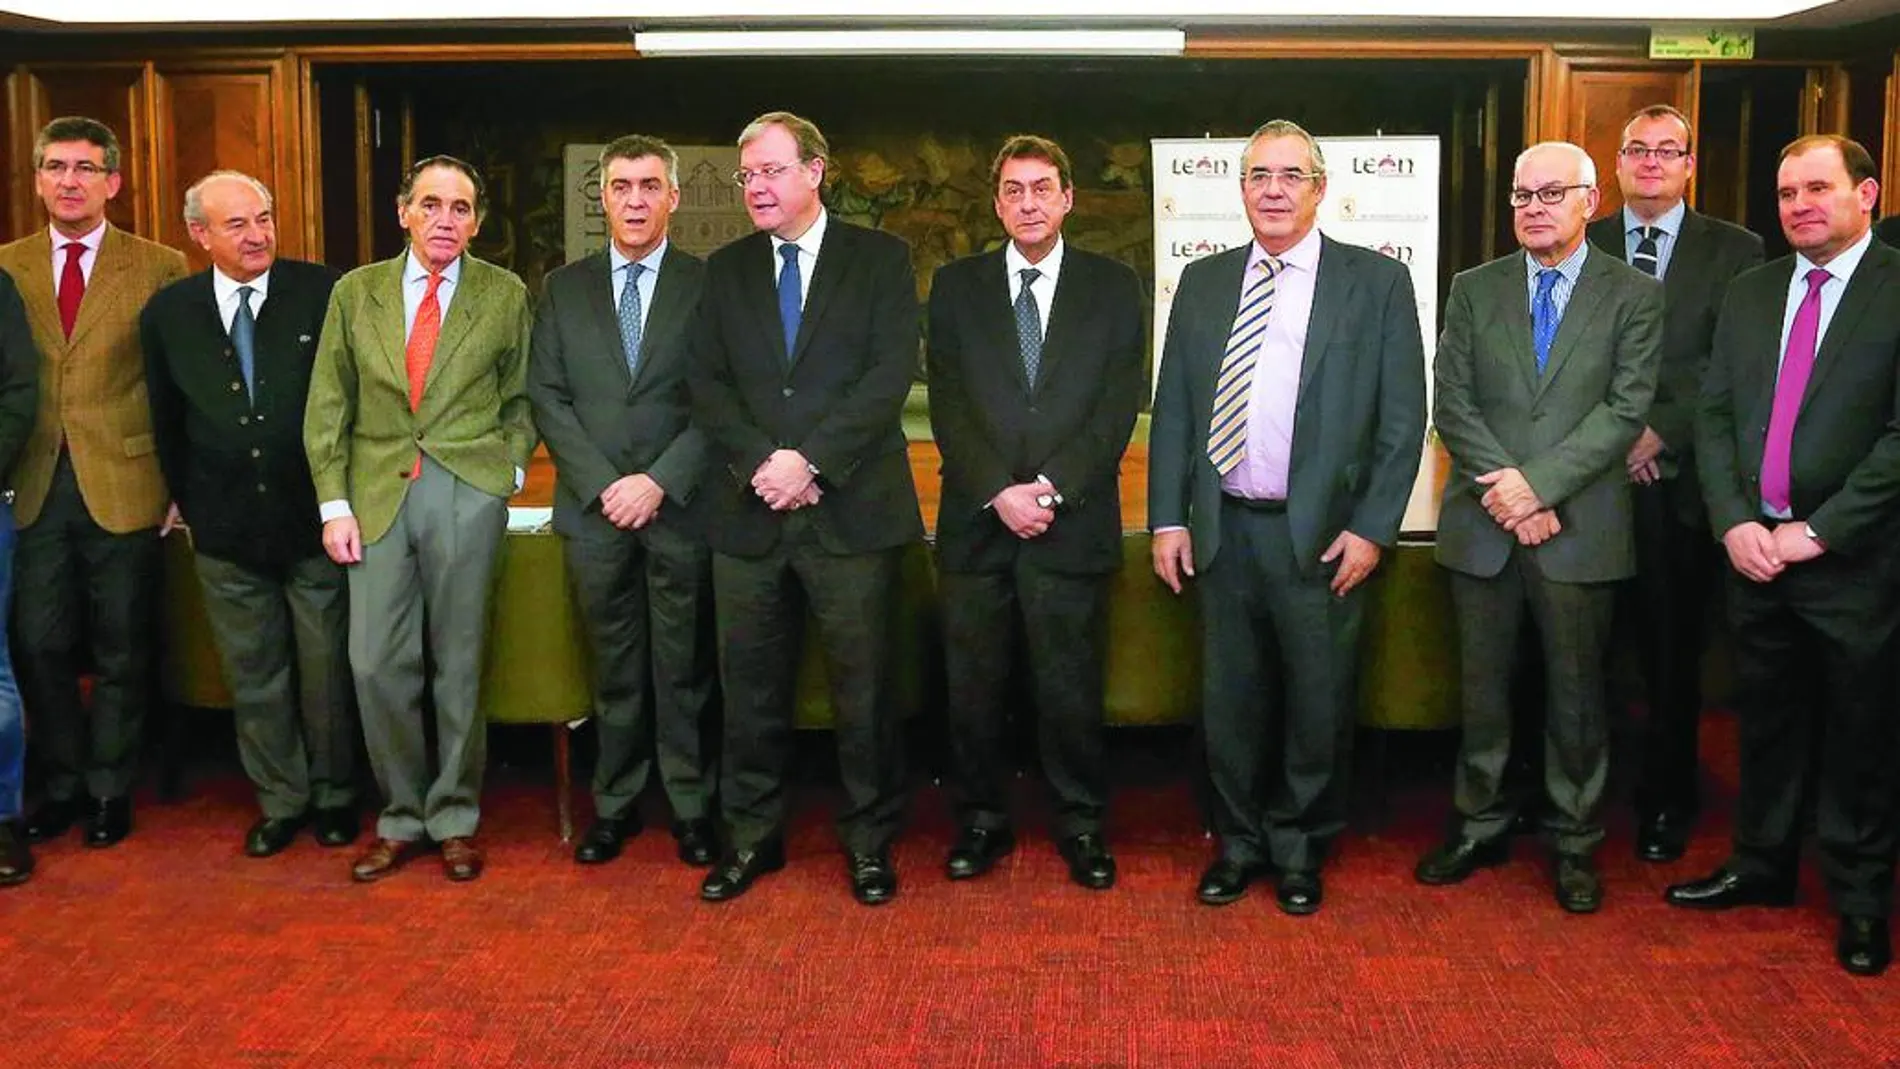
[
  {"left": 1805, "top": 523, "right": 1826, "bottom": 549},
  {"left": 1035, "top": 492, "right": 1057, "bottom": 509}
]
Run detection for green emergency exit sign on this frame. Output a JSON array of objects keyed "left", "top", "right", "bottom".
[{"left": 1650, "top": 28, "right": 1756, "bottom": 60}]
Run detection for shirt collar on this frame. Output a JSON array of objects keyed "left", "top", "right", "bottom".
[
  {"left": 211, "top": 265, "right": 270, "bottom": 307},
  {"left": 610, "top": 238, "right": 668, "bottom": 278},
  {"left": 1623, "top": 199, "right": 1686, "bottom": 238},
  {"left": 50, "top": 220, "right": 106, "bottom": 254},
  {"left": 770, "top": 207, "right": 828, "bottom": 262},
  {"left": 1005, "top": 235, "right": 1064, "bottom": 283},
  {"left": 1795, "top": 227, "right": 1875, "bottom": 287},
  {"left": 1249, "top": 225, "right": 1321, "bottom": 274},
  {"left": 1526, "top": 239, "right": 1590, "bottom": 285},
  {"left": 403, "top": 248, "right": 462, "bottom": 287}
]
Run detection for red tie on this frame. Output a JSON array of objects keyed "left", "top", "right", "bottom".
[
  {"left": 57, "top": 241, "right": 85, "bottom": 338},
  {"left": 406, "top": 271, "right": 444, "bottom": 478}
]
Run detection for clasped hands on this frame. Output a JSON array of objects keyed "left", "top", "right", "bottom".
[
  {"left": 1721, "top": 520, "right": 1824, "bottom": 584},
  {"left": 600, "top": 473, "right": 666, "bottom": 530},
  {"left": 752, "top": 449, "right": 821, "bottom": 511},
  {"left": 992, "top": 482, "right": 1055, "bottom": 540},
  {"left": 1477, "top": 467, "right": 1561, "bottom": 547}
]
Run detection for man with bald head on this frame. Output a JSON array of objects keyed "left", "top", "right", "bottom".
[
  {"left": 143, "top": 171, "right": 355, "bottom": 858},
  {"left": 1417, "top": 141, "right": 1661, "bottom": 913}
]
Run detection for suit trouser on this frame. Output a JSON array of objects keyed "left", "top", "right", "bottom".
[
  {"left": 1449, "top": 549, "right": 1615, "bottom": 857},
  {"left": 14, "top": 451, "right": 160, "bottom": 803},
  {"left": 940, "top": 559, "right": 1110, "bottom": 840},
  {"left": 1723, "top": 556, "right": 1900, "bottom": 918},
  {"left": 1200, "top": 500, "right": 1366, "bottom": 874},
  {"left": 713, "top": 533, "right": 906, "bottom": 857},
  {"left": 349, "top": 455, "right": 506, "bottom": 843},
  {"left": 194, "top": 550, "right": 355, "bottom": 819},
  {"left": 1626, "top": 475, "right": 1717, "bottom": 819},
  {"left": 564, "top": 521, "right": 716, "bottom": 823},
  {"left": 0, "top": 498, "right": 22, "bottom": 820}
]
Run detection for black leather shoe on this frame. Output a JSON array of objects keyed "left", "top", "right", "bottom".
[
  {"left": 1555, "top": 853, "right": 1602, "bottom": 913},
  {"left": 1635, "top": 811, "right": 1692, "bottom": 863},
  {"left": 1664, "top": 867, "right": 1796, "bottom": 910},
  {"left": 0, "top": 821, "right": 34, "bottom": 887},
  {"left": 848, "top": 851, "right": 898, "bottom": 906},
  {"left": 24, "top": 798, "right": 80, "bottom": 844},
  {"left": 1838, "top": 916, "right": 1892, "bottom": 977},
  {"left": 1415, "top": 836, "right": 1509, "bottom": 885},
  {"left": 574, "top": 814, "right": 639, "bottom": 865},
  {"left": 946, "top": 826, "right": 1015, "bottom": 880},
  {"left": 672, "top": 819, "right": 717, "bottom": 867},
  {"left": 700, "top": 842, "right": 786, "bottom": 902},
  {"left": 1058, "top": 833, "right": 1116, "bottom": 890},
  {"left": 1277, "top": 870, "right": 1324, "bottom": 915},
  {"left": 244, "top": 814, "right": 308, "bottom": 858},
  {"left": 313, "top": 807, "right": 360, "bottom": 847},
  {"left": 84, "top": 797, "right": 132, "bottom": 848},
  {"left": 1196, "top": 858, "right": 1266, "bottom": 906}
]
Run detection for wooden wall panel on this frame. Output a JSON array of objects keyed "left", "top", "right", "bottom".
[
  {"left": 152, "top": 66, "right": 279, "bottom": 269},
  {"left": 1562, "top": 66, "right": 1694, "bottom": 219},
  {"left": 7, "top": 63, "right": 149, "bottom": 239}
]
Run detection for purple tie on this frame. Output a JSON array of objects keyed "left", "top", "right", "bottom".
[{"left": 1761, "top": 268, "right": 1831, "bottom": 514}]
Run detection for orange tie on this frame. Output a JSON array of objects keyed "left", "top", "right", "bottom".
[{"left": 406, "top": 271, "right": 444, "bottom": 478}]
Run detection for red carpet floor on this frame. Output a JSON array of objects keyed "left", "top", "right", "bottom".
[{"left": 4, "top": 713, "right": 1898, "bottom": 1068}]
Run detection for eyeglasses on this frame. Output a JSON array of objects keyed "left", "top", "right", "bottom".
[
  {"left": 1618, "top": 145, "right": 1690, "bottom": 162},
  {"left": 1244, "top": 168, "right": 1321, "bottom": 191},
  {"left": 732, "top": 161, "right": 804, "bottom": 187},
  {"left": 999, "top": 180, "right": 1064, "bottom": 204},
  {"left": 39, "top": 160, "right": 108, "bottom": 179},
  {"left": 1509, "top": 184, "right": 1592, "bottom": 208}
]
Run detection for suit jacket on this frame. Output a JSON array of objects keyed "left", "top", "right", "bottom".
[
  {"left": 1586, "top": 209, "right": 1764, "bottom": 517},
  {"left": 1433, "top": 247, "right": 1663, "bottom": 583},
  {"left": 689, "top": 218, "right": 924, "bottom": 558},
  {"left": 529, "top": 244, "right": 707, "bottom": 540},
  {"left": 0, "top": 225, "right": 188, "bottom": 532},
  {"left": 0, "top": 272, "right": 40, "bottom": 486},
  {"left": 1875, "top": 216, "right": 1900, "bottom": 248},
  {"left": 142, "top": 259, "right": 339, "bottom": 569},
  {"left": 1697, "top": 238, "right": 1900, "bottom": 560},
  {"left": 1148, "top": 236, "right": 1427, "bottom": 573},
  {"left": 303, "top": 252, "right": 536, "bottom": 545},
  {"left": 926, "top": 244, "right": 1143, "bottom": 575}
]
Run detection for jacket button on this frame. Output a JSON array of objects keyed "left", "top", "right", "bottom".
[
  {"left": 251, "top": 448, "right": 262, "bottom": 459},
  {"left": 782, "top": 387, "right": 795, "bottom": 398},
  {"left": 238, "top": 415, "right": 249, "bottom": 425},
  {"left": 255, "top": 413, "right": 264, "bottom": 422},
  {"left": 230, "top": 381, "right": 242, "bottom": 392},
  {"left": 415, "top": 431, "right": 424, "bottom": 441},
  {"left": 256, "top": 483, "right": 267, "bottom": 493}
]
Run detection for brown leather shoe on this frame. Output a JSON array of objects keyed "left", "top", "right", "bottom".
[
  {"left": 441, "top": 837, "right": 484, "bottom": 882},
  {"left": 351, "top": 838, "right": 422, "bottom": 883}
]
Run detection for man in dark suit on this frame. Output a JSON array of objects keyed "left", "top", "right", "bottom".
[
  {"left": 690, "top": 111, "right": 923, "bottom": 906},
  {"left": 143, "top": 171, "right": 356, "bottom": 859},
  {"left": 1415, "top": 141, "right": 1661, "bottom": 914},
  {"left": 1670, "top": 135, "right": 1900, "bottom": 978},
  {"left": 926, "top": 135, "right": 1143, "bottom": 891},
  {"left": 1586, "top": 105, "right": 1764, "bottom": 863},
  {"left": 1150, "top": 120, "right": 1426, "bottom": 914},
  {"left": 529, "top": 135, "right": 717, "bottom": 869},
  {"left": 0, "top": 271, "right": 42, "bottom": 887}
]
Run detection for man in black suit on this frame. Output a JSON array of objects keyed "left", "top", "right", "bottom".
[
  {"left": 1586, "top": 105, "right": 1764, "bottom": 863},
  {"left": 0, "top": 271, "right": 41, "bottom": 887},
  {"left": 690, "top": 111, "right": 923, "bottom": 906},
  {"left": 529, "top": 135, "right": 717, "bottom": 869},
  {"left": 1670, "top": 135, "right": 1900, "bottom": 978},
  {"left": 141, "top": 171, "right": 356, "bottom": 858},
  {"left": 1415, "top": 141, "right": 1662, "bottom": 914},
  {"left": 1150, "top": 120, "right": 1426, "bottom": 914},
  {"left": 926, "top": 135, "right": 1143, "bottom": 891}
]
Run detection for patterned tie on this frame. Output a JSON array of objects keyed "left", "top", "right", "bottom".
[
  {"left": 618, "top": 262, "right": 645, "bottom": 378},
  {"left": 1760, "top": 268, "right": 1831, "bottom": 514},
  {"left": 57, "top": 241, "right": 85, "bottom": 338},
  {"left": 1631, "top": 226, "right": 1661, "bottom": 277},
  {"left": 777, "top": 243, "right": 802, "bottom": 361},
  {"left": 1207, "top": 257, "right": 1280, "bottom": 476},
  {"left": 231, "top": 285, "right": 258, "bottom": 404},
  {"left": 406, "top": 271, "right": 445, "bottom": 478},
  {"left": 1015, "top": 267, "right": 1044, "bottom": 387},
  {"left": 1532, "top": 268, "right": 1562, "bottom": 375}
]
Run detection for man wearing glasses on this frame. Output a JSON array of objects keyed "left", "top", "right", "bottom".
[
  {"left": 0, "top": 117, "right": 187, "bottom": 851},
  {"left": 1417, "top": 141, "right": 1661, "bottom": 913},
  {"left": 1586, "top": 105, "right": 1763, "bottom": 865},
  {"left": 1150, "top": 120, "right": 1425, "bottom": 913},
  {"left": 926, "top": 135, "right": 1143, "bottom": 891},
  {"left": 690, "top": 111, "right": 922, "bottom": 905}
]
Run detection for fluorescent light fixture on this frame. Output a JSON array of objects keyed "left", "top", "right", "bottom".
[{"left": 633, "top": 29, "right": 1188, "bottom": 56}]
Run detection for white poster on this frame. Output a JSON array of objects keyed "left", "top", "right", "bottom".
[
  {"left": 563, "top": 144, "right": 751, "bottom": 263},
  {"left": 1152, "top": 135, "right": 1442, "bottom": 532}
]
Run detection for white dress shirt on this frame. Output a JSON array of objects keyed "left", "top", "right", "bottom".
[
  {"left": 211, "top": 266, "right": 270, "bottom": 333},
  {"left": 50, "top": 221, "right": 106, "bottom": 294},
  {"left": 610, "top": 238, "right": 668, "bottom": 336},
  {"left": 1005, "top": 236, "right": 1064, "bottom": 339}
]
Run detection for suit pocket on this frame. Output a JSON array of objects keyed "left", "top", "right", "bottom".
[{"left": 123, "top": 433, "right": 157, "bottom": 458}]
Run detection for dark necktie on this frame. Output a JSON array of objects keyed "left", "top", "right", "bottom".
[
  {"left": 618, "top": 262, "right": 645, "bottom": 377},
  {"left": 1532, "top": 268, "right": 1562, "bottom": 375},
  {"left": 1761, "top": 268, "right": 1831, "bottom": 514},
  {"left": 1631, "top": 226, "right": 1661, "bottom": 277},
  {"left": 777, "top": 243, "right": 802, "bottom": 361},
  {"left": 231, "top": 285, "right": 257, "bottom": 403},
  {"left": 57, "top": 241, "right": 85, "bottom": 338},
  {"left": 1015, "top": 267, "right": 1044, "bottom": 387}
]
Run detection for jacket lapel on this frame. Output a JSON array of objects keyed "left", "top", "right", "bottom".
[
  {"left": 66, "top": 225, "right": 129, "bottom": 350},
  {"left": 1530, "top": 252, "right": 1609, "bottom": 404},
  {"left": 1800, "top": 245, "right": 1900, "bottom": 414},
  {"left": 365, "top": 256, "right": 410, "bottom": 388},
  {"left": 1494, "top": 257, "right": 1538, "bottom": 398},
  {"left": 976, "top": 249, "right": 1030, "bottom": 395},
  {"left": 633, "top": 246, "right": 691, "bottom": 392},
  {"left": 580, "top": 251, "right": 632, "bottom": 391},
  {"left": 1294, "top": 237, "right": 1345, "bottom": 405},
  {"left": 1034, "top": 251, "right": 1088, "bottom": 396},
  {"left": 789, "top": 224, "right": 850, "bottom": 370},
  {"left": 427, "top": 256, "right": 485, "bottom": 394},
  {"left": 742, "top": 234, "right": 788, "bottom": 366}
]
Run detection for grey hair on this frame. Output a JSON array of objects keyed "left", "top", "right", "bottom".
[
  {"left": 1243, "top": 119, "right": 1327, "bottom": 176},
  {"left": 1514, "top": 141, "right": 1598, "bottom": 188},
  {"left": 183, "top": 170, "right": 274, "bottom": 228},
  {"left": 600, "top": 134, "right": 680, "bottom": 187}
]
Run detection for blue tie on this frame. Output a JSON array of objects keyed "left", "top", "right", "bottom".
[
  {"left": 1531, "top": 268, "right": 1561, "bottom": 375},
  {"left": 232, "top": 285, "right": 257, "bottom": 403},
  {"left": 617, "top": 262, "right": 645, "bottom": 377},
  {"left": 777, "top": 243, "right": 802, "bottom": 361}
]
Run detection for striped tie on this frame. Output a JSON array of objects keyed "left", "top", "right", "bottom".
[
  {"left": 1207, "top": 257, "right": 1280, "bottom": 476},
  {"left": 1631, "top": 225, "right": 1660, "bottom": 276}
]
